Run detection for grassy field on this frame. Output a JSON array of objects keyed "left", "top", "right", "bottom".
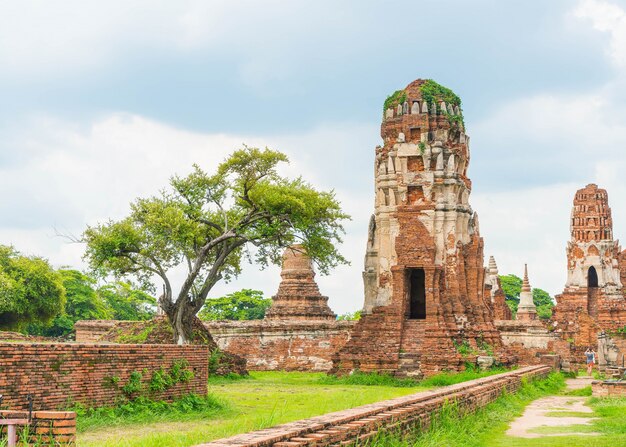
[
  {"left": 365, "top": 373, "right": 626, "bottom": 447},
  {"left": 77, "top": 371, "right": 429, "bottom": 447}
]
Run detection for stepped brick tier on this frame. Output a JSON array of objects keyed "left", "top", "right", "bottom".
[
  {"left": 195, "top": 365, "right": 552, "bottom": 447},
  {"left": 516, "top": 265, "right": 538, "bottom": 321},
  {"left": 0, "top": 343, "right": 208, "bottom": 411},
  {"left": 75, "top": 319, "right": 355, "bottom": 372},
  {"left": 265, "top": 245, "right": 336, "bottom": 321},
  {"left": 0, "top": 410, "right": 76, "bottom": 446},
  {"left": 485, "top": 256, "right": 512, "bottom": 320},
  {"left": 331, "top": 79, "right": 510, "bottom": 378},
  {"left": 552, "top": 184, "right": 626, "bottom": 367}
]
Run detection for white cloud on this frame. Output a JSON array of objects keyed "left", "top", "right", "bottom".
[
  {"left": 466, "top": 0, "right": 626, "bottom": 297},
  {"left": 0, "top": 113, "right": 374, "bottom": 314},
  {"left": 574, "top": 0, "right": 626, "bottom": 67}
]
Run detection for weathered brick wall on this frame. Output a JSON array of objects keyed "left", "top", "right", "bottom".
[
  {"left": 208, "top": 320, "right": 354, "bottom": 371},
  {"left": 592, "top": 380, "right": 626, "bottom": 397},
  {"left": 0, "top": 410, "right": 76, "bottom": 446},
  {"left": 75, "top": 320, "right": 355, "bottom": 372},
  {"left": 0, "top": 343, "right": 208, "bottom": 410},
  {"left": 195, "top": 365, "right": 551, "bottom": 447}
]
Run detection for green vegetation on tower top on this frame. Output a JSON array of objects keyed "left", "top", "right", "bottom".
[
  {"left": 418, "top": 79, "right": 462, "bottom": 108},
  {"left": 383, "top": 90, "right": 407, "bottom": 113}
]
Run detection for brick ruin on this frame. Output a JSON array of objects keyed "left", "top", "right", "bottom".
[
  {"left": 75, "top": 246, "right": 353, "bottom": 372},
  {"left": 485, "top": 256, "right": 513, "bottom": 321},
  {"left": 495, "top": 184, "right": 626, "bottom": 371},
  {"left": 551, "top": 184, "right": 626, "bottom": 366},
  {"left": 331, "top": 79, "right": 509, "bottom": 378},
  {"left": 198, "top": 365, "right": 552, "bottom": 447},
  {"left": 265, "top": 245, "right": 336, "bottom": 321}
]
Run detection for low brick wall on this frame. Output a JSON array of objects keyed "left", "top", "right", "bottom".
[
  {"left": 0, "top": 410, "right": 76, "bottom": 445},
  {"left": 75, "top": 319, "right": 355, "bottom": 372},
  {"left": 0, "top": 343, "right": 208, "bottom": 410},
  {"left": 196, "top": 365, "right": 551, "bottom": 447},
  {"left": 592, "top": 380, "right": 626, "bottom": 397}
]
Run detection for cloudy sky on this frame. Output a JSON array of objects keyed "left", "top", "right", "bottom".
[{"left": 2, "top": 0, "right": 626, "bottom": 314}]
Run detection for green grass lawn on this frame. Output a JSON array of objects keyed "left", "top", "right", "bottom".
[{"left": 77, "top": 371, "right": 429, "bottom": 447}]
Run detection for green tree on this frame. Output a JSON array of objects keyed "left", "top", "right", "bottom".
[
  {"left": 98, "top": 282, "right": 157, "bottom": 321},
  {"left": 29, "top": 269, "right": 112, "bottom": 337},
  {"left": 198, "top": 289, "right": 270, "bottom": 321},
  {"left": 533, "top": 287, "right": 554, "bottom": 320},
  {"left": 83, "top": 146, "right": 349, "bottom": 344},
  {"left": 500, "top": 274, "right": 522, "bottom": 315},
  {"left": 498, "top": 274, "right": 555, "bottom": 319},
  {"left": 337, "top": 310, "right": 361, "bottom": 321},
  {"left": 0, "top": 245, "right": 65, "bottom": 330}
]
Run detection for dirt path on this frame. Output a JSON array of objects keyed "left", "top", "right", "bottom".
[{"left": 505, "top": 376, "right": 597, "bottom": 439}]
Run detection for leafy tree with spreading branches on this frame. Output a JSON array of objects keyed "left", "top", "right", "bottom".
[{"left": 83, "top": 147, "right": 349, "bottom": 344}]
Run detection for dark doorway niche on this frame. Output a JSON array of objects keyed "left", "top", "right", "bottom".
[
  {"left": 408, "top": 268, "right": 426, "bottom": 319},
  {"left": 588, "top": 266, "right": 599, "bottom": 288}
]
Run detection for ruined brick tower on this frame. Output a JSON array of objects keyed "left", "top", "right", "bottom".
[
  {"left": 553, "top": 184, "right": 626, "bottom": 345},
  {"left": 331, "top": 79, "right": 507, "bottom": 378},
  {"left": 265, "top": 245, "right": 336, "bottom": 321},
  {"left": 485, "top": 256, "right": 513, "bottom": 321}
]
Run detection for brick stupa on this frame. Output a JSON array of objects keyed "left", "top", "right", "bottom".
[
  {"left": 264, "top": 245, "right": 336, "bottom": 321},
  {"left": 516, "top": 265, "right": 537, "bottom": 321},
  {"left": 331, "top": 79, "right": 509, "bottom": 378}
]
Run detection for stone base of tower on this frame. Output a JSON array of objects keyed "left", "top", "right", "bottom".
[
  {"left": 264, "top": 295, "right": 336, "bottom": 321},
  {"left": 331, "top": 264, "right": 514, "bottom": 378}
]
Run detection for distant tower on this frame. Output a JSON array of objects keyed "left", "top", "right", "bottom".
[
  {"left": 554, "top": 184, "right": 626, "bottom": 347},
  {"left": 264, "top": 245, "right": 336, "bottom": 321},
  {"left": 562, "top": 184, "right": 622, "bottom": 317},
  {"left": 485, "top": 256, "right": 512, "bottom": 320},
  {"left": 332, "top": 79, "right": 507, "bottom": 378},
  {"left": 516, "top": 264, "right": 537, "bottom": 321}
]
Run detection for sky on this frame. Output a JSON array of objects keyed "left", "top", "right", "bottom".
[{"left": 2, "top": 0, "right": 626, "bottom": 314}]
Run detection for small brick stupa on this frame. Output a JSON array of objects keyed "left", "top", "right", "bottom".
[
  {"left": 264, "top": 245, "right": 336, "bottom": 321},
  {"left": 516, "top": 265, "right": 537, "bottom": 321}
]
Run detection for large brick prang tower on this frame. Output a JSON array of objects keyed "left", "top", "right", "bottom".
[{"left": 332, "top": 79, "right": 508, "bottom": 378}]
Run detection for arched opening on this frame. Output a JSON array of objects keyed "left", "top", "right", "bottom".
[
  {"left": 588, "top": 266, "right": 599, "bottom": 317},
  {"left": 408, "top": 268, "right": 426, "bottom": 319},
  {"left": 588, "top": 266, "right": 599, "bottom": 288}
]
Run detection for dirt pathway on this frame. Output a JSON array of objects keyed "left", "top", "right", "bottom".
[{"left": 505, "top": 376, "right": 597, "bottom": 439}]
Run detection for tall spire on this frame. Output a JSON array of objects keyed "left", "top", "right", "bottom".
[
  {"left": 517, "top": 264, "right": 537, "bottom": 321},
  {"left": 522, "top": 264, "right": 531, "bottom": 293},
  {"left": 488, "top": 256, "right": 498, "bottom": 275}
]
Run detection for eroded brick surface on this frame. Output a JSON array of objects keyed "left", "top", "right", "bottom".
[
  {"left": 331, "top": 79, "right": 510, "bottom": 378},
  {"left": 0, "top": 410, "right": 76, "bottom": 446},
  {"left": 265, "top": 246, "right": 336, "bottom": 321},
  {"left": 0, "top": 343, "right": 208, "bottom": 410},
  {"left": 552, "top": 184, "right": 626, "bottom": 369}
]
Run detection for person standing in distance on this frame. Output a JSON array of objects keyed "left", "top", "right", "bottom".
[{"left": 585, "top": 347, "right": 596, "bottom": 376}]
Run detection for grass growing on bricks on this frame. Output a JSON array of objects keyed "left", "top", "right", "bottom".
[{"left": 362, "top": 372, "right": 565, "bottom": 447}]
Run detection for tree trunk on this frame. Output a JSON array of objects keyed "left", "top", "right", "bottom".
[{"left": 168, "top": 303, "right": 196, "bottom": 345}]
